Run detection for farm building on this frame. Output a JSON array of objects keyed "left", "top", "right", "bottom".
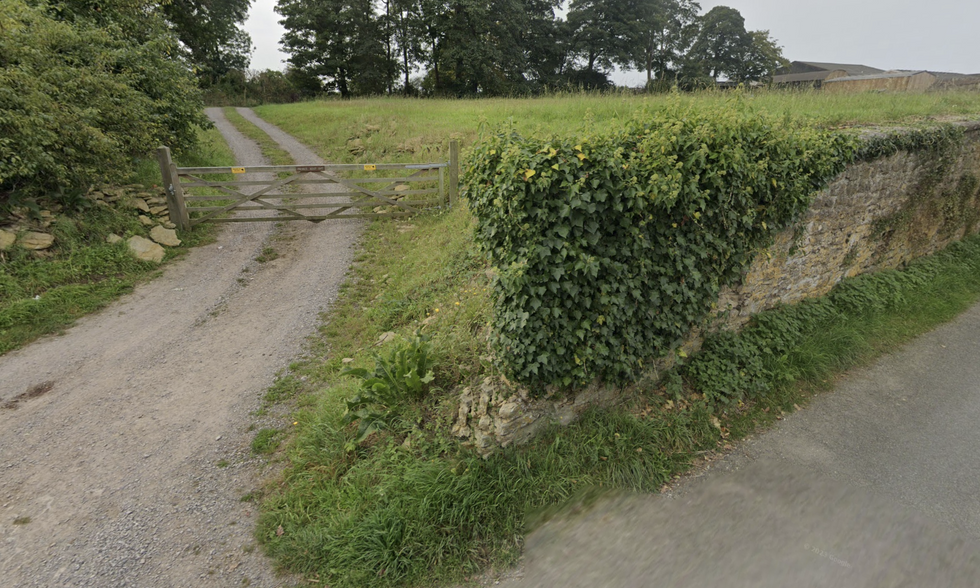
[
  {"left": 772, "top": 61, "right": 885, "bottom": 88},
  {"left": 823, "top": 71, "right": 938, "bottom": 93},
  {"left": 823, "top": 71, "right": 980, "bottom": 93},
  {"left": 936, "top": 74, "right": 980, "bottom": 90},
  {"left": 773, "top": 61, "right": 980, "bottom": 93}
]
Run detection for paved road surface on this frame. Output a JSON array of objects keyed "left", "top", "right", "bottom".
[{"left": 502, "top": 301, "right": 980, "bottom": 587}]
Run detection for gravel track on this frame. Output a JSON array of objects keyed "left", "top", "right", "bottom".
[{"left": 0, "top": 107, "right": 360, "bottom": 587}]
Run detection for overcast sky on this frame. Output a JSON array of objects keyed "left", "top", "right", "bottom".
[{"left": 244, "top": 0, "right": 980, "bottom": 85}]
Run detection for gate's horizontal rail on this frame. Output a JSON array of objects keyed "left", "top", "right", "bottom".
[
  {"left": 184, "top": 189, "right": 439, "bottom": 204},
  {"left": 176, "top": 163, "right": 447, "bottom": 174},
  {"left": 179, "top": 176, "right": 438, "bottom": 188},
  {"left": 204, "top": 212, "right": 416, "bottom": 223},
  {"left": 187, "top": 200, "right": 437, "bottom": 212},
  {"left": 181, "top": 188, "right": 439, "bottom": 201}
]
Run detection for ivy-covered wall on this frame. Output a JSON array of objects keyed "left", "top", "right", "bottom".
[
  {"left": 714, "top": 121, "right": 980, "bottom": 332},
  {"left": 455, "top": 118, "right": 980, "bottom": 452},
  {"left": 465, "top": 105, "right": 854, "bottom": 390}
]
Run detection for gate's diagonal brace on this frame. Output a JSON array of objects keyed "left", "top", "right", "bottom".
[
  {"left": 312, "top": 171, "right": 421, "bottom": 212},
  {"left": 312, "top": 169, "right": 429, "bottom": 217},
  {"left": 184, "top": 181, "right": 307, "bottom": 220},
  {"left": 183, "top": 172, "right": 306, "bottom": 224}
]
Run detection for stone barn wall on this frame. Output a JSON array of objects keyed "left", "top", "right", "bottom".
[{"left": 824, "top": 71, "right": 938, "bottom": 94}]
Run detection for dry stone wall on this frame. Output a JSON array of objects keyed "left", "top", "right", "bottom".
[
  {"left": 0, "top": 185, "right": 181, "bottom": 261},
  {"left": 454, "top": 121, "right": 980, "bottom": 455},
  {"left": 717, "top": 122, "right": 980, "bottom": 330}
]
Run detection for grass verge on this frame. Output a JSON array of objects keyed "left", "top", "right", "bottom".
[
  {"left": 684, "top": 235, "right": 980, "bottom": 412},
  {"left": 0, "top": 126, "right": 235, "bottom": 355},
  {"left": 255, "top": 179, "right": 980, "bottom": 588}
]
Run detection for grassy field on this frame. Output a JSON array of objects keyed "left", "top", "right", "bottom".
[
  {"left": 246, "top": 92, "right": 980, "bottom": 587},
  {"left": 0, "top": 127, "right": 235, "bottom": 355},
  {"left": 253, "top": 90, "right": 980, "bottom": 166}
]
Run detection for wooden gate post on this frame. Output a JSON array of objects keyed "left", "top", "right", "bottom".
[
  {"left": 156, "top": 146, "right": 191, "bottom": 231},
  {"left": 448, "top": 140, "right": 460, "bottom": 207}
]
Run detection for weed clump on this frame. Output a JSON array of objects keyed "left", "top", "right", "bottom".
[{"left": 342, "top": 332, "right": 437, "bottom": 449}]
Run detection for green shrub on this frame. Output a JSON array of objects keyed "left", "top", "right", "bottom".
[
  {"left": 464, "top": 100, "right": 855, "bottom": 390},
  {"left": 0, "top": 0, "right": 208, "bottom": 201}
]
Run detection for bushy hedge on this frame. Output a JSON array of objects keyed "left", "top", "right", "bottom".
[
  {"left": 0, "top": 0, "right": 208, "bottom": 200},
  {"left": 464, "top": 103, "right": 856, "bottom": 390}
]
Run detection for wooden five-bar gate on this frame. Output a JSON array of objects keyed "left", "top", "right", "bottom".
[{"left": 156, "top": 141, "right": 459, "bottom": 231}]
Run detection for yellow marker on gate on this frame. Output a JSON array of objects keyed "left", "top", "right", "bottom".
[
  {"left": 231, "top": 167, "right": 246, "bottom": 174},
  {"left": 363, "top": 164, "right": 377, "bottom": 171}
]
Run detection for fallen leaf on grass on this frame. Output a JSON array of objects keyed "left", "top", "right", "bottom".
[{"left": 276, "top": 525, "right": 284, "bottom": 537}]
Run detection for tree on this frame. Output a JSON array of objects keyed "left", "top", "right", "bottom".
[
  {"left": 384, "top": 0, "right": 427, "bottom": 94},
  {"left": 685, "top": 6, "right": 785, "bottom": 84},
  {"left": 734, "top": 30, "right": 787, "bottom": 83},
  {"left": 686, "top": 5, "right": 751, "bottom": 82},
  {"left": 277, "top": 0, "right": 395, "bottom": 97},
  {"left": 516, "top": 0, "right": 567, "bottom": 91},
  {"left": 161, "top": 0, "right": 254, "bottom": 85},
  {"left": 416, "top": 0, "right": 562, "bottom": 96},
  {"left": 48, "top": 0, "right": 253, "bottom": 85},
  {"left": 566, "top": 0, "right": 633, "bottom": 76},
  {"left": 626, "top": 0, "right": 700, "bottom": 88}
]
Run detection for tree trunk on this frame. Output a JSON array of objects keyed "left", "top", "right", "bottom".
[
  {"left": 385, "top": 0, "right": 392, "bottom": 94},
  {"left": 433, "top": 40, "right": 441, "bottom": 92},
  {"left": 337, "top": 69, "right": 350, "bottom": 98},
  {"left": 403, "top": 44, "right": 410, "bottom": 94}
]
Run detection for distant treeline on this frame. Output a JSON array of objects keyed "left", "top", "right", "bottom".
[{"left": 221, "top": 1, "right": 786, "bottom": 101}]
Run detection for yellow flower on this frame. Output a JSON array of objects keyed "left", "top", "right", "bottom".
[{"left": 435, "top": 308, "right": 440, "bottom": 312}]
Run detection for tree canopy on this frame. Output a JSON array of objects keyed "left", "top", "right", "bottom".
[
  {"left": 275, "top": 1, "right": 786, "bottom": 97},
  {"left": 162, "top": 0, "right": 254, "bottom": 84}
]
